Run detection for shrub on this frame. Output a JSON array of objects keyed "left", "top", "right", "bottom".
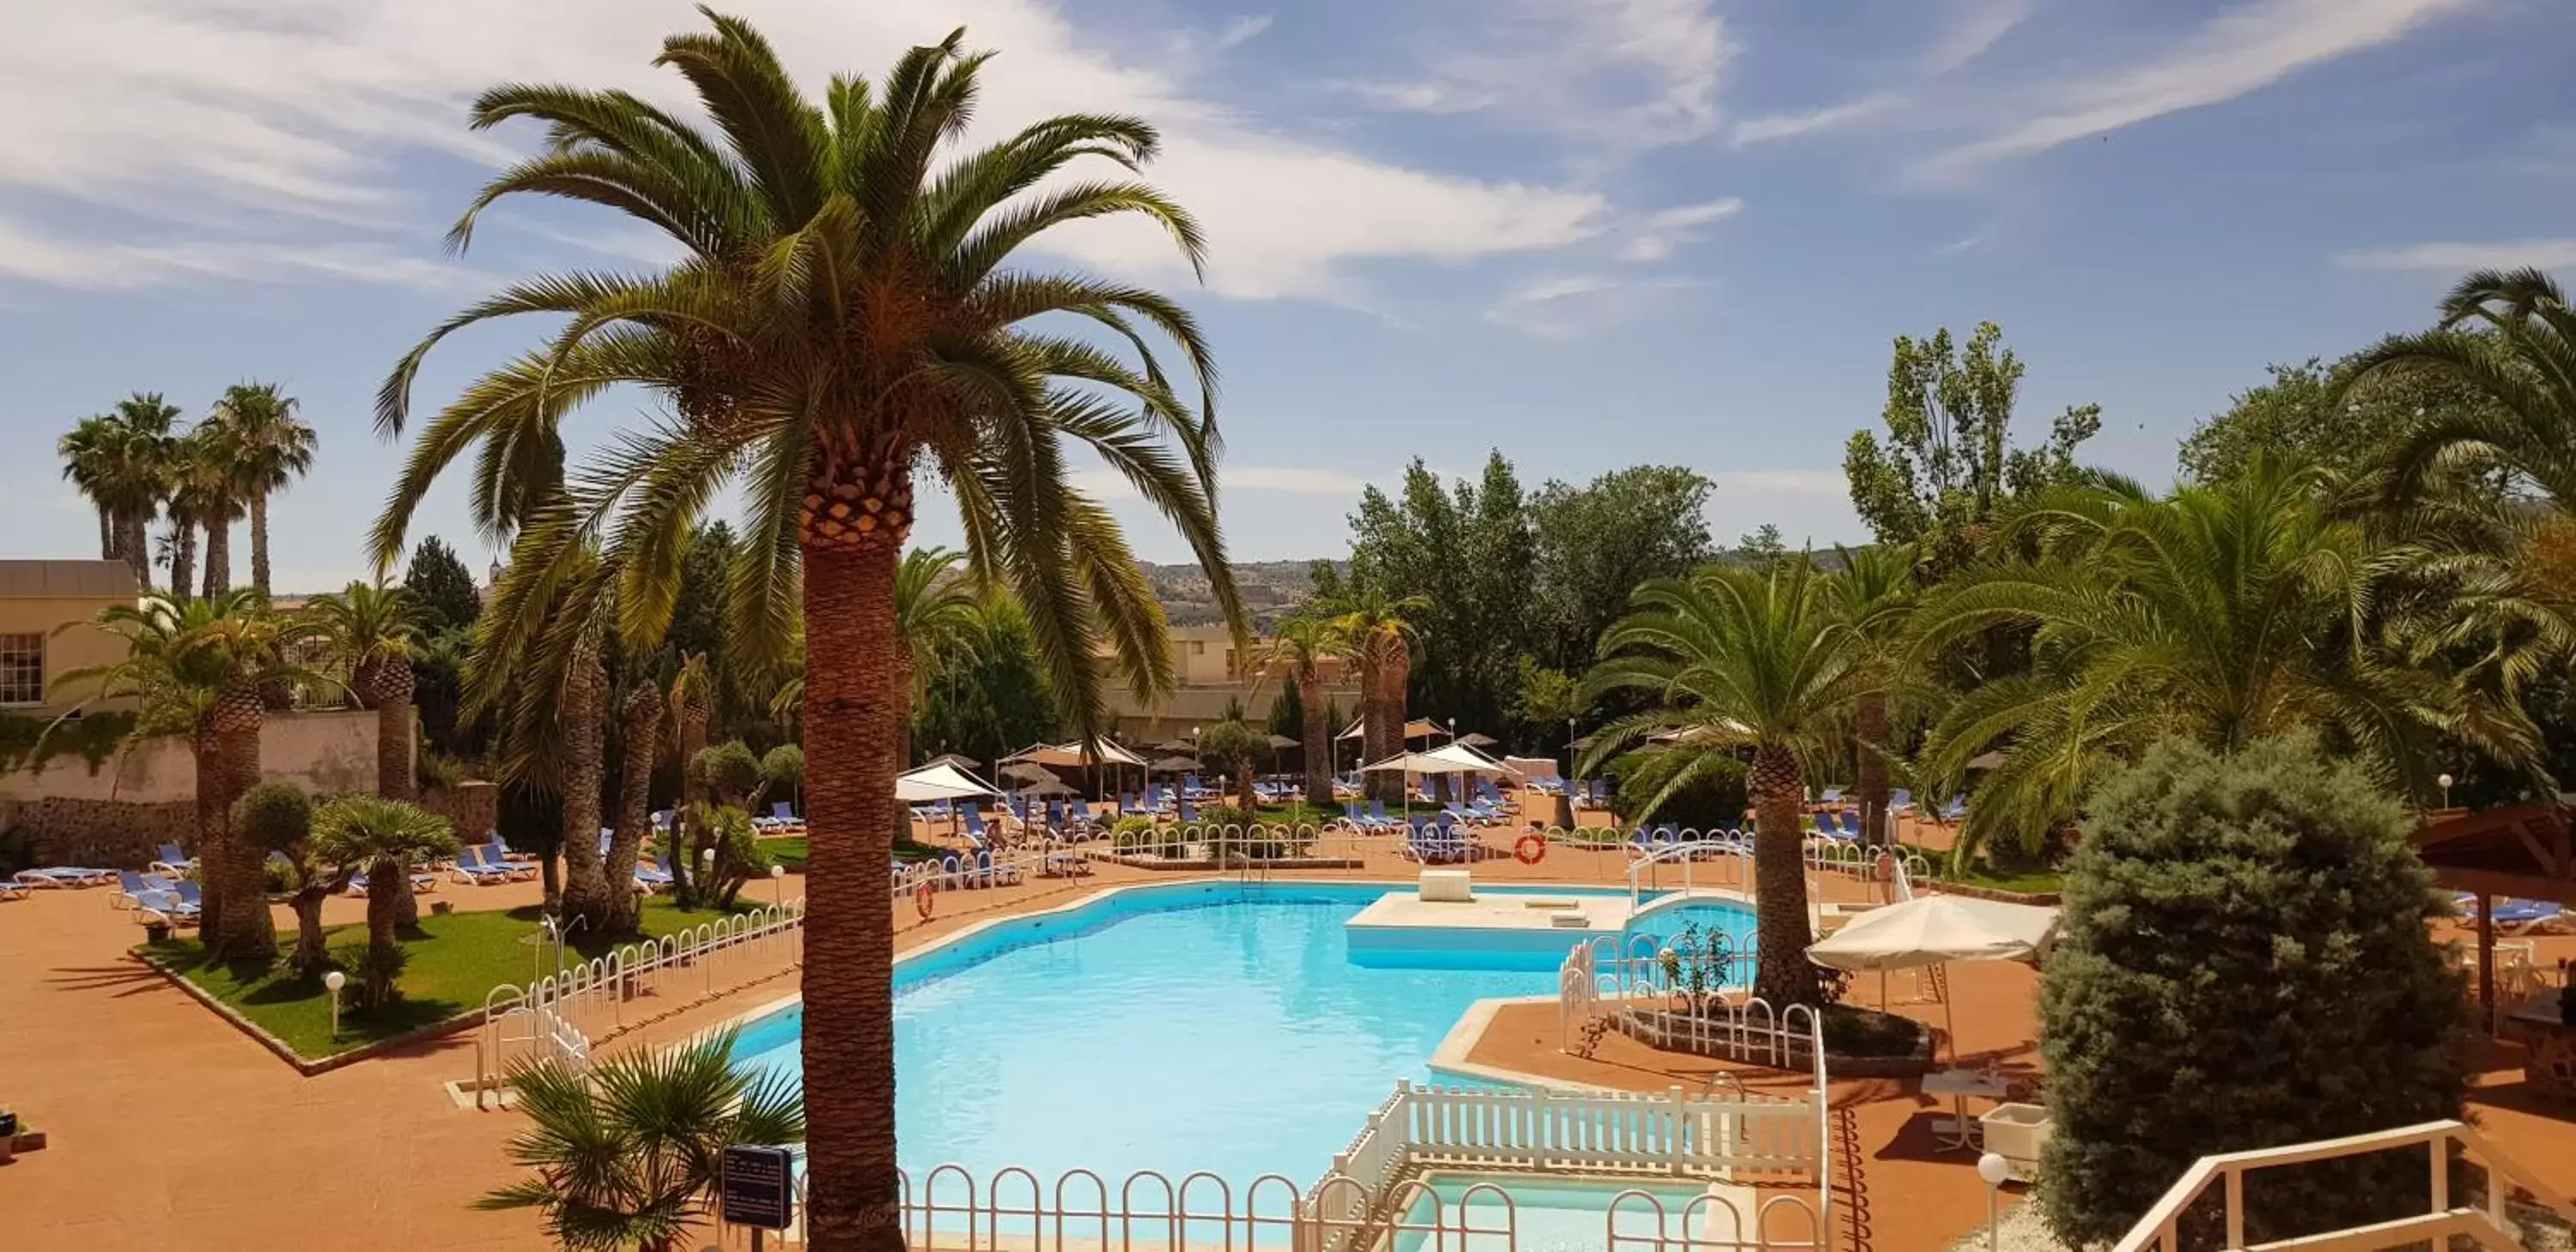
[
  {"left": 1109, "top": 816, "right": 1163, "bottom": 852},
  {"left": 233, "top": 781, "right": 313, "bottom": 856},
  {"left": 760, "top": 744, "right": 804, "bottom": 793},
  {"left": 691, "top": 742, "right": 762, "bottom": 805},
  {"left": 2038, "top": 733, "right": 2473, "bottom": 1248},
  {"left": 1606, "top": 751, "right": 1747, "bottom": 831},
  {"left": 1818, "top": 1005, "right": 1923, "bottom": 1057},
  {"left": 262, "top": 857, "right": 301, "bottom": 895}
]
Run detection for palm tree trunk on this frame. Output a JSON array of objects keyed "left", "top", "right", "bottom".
[
  {"left": 800, "top": 526, "right": 907, "bottom": 1252},
  {"left": 557, "top": 641, "right": 613, "bottom": 930},
  {"left": 605, "top": 685, "right": 663, "bottom": 938},
  {"left": 1854, "top": 693, "right": 1891, "bottom": 848},
  {"left": 1299, "top": 672, "right": 1331, "bottom": 807},
  {"left": 124, "top": 508, "right": 155, "bottom": 595},
  {"left": 201, "top": 712, "right": 276, "bottom": 961},
  {"left": 364, "top": 856, "right": 402, "bottom": 1006},
  {"left": 1748, "top": 743, "right": 1819, "bottom": 1007},
  {"left": 203, "top": 514, "right": 231, "bottom": 599},
  {"left": 169, "top": 520, "right": 197, "bottom": 606},
  {"left": 378, "top": 692, "right": 416, "bottom": 801},
  {"left": 97, "top": 507, "right": 113, "bottom": 560},
  {"left": 888, "top": 719, "right": 914, "bottom": 853},
  {"left": 249, "top": 494, "right": 272, "bottom": 601}
]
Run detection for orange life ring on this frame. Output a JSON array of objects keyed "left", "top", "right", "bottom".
[
  {"left": 914, "top": 880, "right": 937, "bottom": 919},
  {"left": 1514, "top": 832, "right": 1548, "bottom": 865}
]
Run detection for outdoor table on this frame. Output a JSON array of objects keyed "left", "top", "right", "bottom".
[
  {"left": 2506, "top": 988, "right": 2576, "bottom": 1102},
  {"left": 1922, "top": 1068, "right": 2012, "bottom": 1152}
]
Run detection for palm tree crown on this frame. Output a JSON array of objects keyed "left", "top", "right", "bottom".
[
  {"left": 209, "top": 381, "right": 318, "bottom": 599},
  {"left": 2343, "top": 267, "right": 2576, "bottom": 512}
]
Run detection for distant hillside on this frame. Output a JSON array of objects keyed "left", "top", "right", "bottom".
[{"left": 1143, "top": 559, "right": 1340, "bottom": 628}]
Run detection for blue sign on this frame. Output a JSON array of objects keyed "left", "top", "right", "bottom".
[{"left": 720, "top": 1145, "right": 796, "bottom": 1231}]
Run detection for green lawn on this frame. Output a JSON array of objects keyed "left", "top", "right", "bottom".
[
  {"left": 1904, "top": 843, "right": 2063, "bottom": 895},
  {"left": 137, "top": 896, "right": 765, "bottom": 1059},
  {"left": 762, "top": 836, "right": 946, "bottom": 870}
]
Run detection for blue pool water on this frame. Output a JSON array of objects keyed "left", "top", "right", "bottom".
[{"left": 729, "top": 881, "right": 1756, "bottom": 1184}]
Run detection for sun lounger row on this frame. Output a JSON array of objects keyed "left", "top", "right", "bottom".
[{"left": 2453, "top": 892, "right": 2567, "bottom": 934}]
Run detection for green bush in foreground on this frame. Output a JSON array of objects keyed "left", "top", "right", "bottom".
[{"left": 2039, "top": 733, "right": 2473, "bottom": 1248}]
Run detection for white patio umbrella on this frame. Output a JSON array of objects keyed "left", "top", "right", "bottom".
[
  {"left": 1361, "top": 741, "right": 1521, "bottom": 815},
  {"left": 1805, "top": 894, "right": 2060, "bottom": 1060},
  {"left": 896, "top": 762, "right": 1000, "bottom": 842}
]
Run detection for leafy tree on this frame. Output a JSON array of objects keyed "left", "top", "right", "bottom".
[
  {"left": 1346, "top": 453, "right": 1536, "bottom": 732},
  {"left": 2039, "top": 734, "right": 2474, "bottom": 1247},
  {"left": 1730, "top": 524, "right": 1788, "bottom": 573},
  {"left": 232, "top": 782, "right": 340, "bottom": 976},
  {"left": 372, "top": 21, "right": 1237, "bottom": 1244},
  {"left": 1581, "top": 561, "right": 1864, "bottom": 1006},
  {"left": 910, "top": 592, "right": 1060, "bottom": 769},
  {"left": 1527, "top": 465, "right": 1715, "bottom": 672},
  {"left": 1910, "top": 460, "right": 2552, "bottom": 868},
  {"left": 1506, "top": 655, "right": 1586, "bottom": 757},
  {"left": 1844, "top": 321, "right": 2101, "bottom": 570},
  {"left": 762, "top": 744, "right": 805, "bottom": 811},
  {"left": 480, "top": 1024, "right": 803, "bottom": 1252},
  {"left": 1195, "top": 719, "right": 1266, "bottom": 813},
  {"left": 692, "top": 742, "right": 763, "bottom": 809},
  {"left": 2177, "top": 356, "right": 2486, "bottom": 487},
  {"left": 307, "top": 797, "right": 459, "bottom": 1007},
  {"left": 403, "top": 536, "right": 483, "bottom": 634},
  {"left": 206, "top": 381, "right": 316, "bottom": 600}
]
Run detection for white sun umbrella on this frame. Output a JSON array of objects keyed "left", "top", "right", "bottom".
[
  {"left": 1361, "top": 741, "right": 1517, "bottom": 816},
  {"left": 1805, "top": 894, "right": 2060, "bottom": 1058},
  {"left": 896, "top": 762, "right": 1000, "bottom": 842}
]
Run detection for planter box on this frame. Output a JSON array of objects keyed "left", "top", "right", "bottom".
[{"left": 1981, "top": 1103, "right": 2051, "bottom": 1181}]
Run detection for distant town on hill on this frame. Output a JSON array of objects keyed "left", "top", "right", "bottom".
[{"left": 1141, "top": 559, "right": 1334, "bottom": 628}]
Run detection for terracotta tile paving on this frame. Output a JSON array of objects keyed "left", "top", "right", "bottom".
[{"left": 3, "top": 799, "right": 2568, "bottom": 1252}]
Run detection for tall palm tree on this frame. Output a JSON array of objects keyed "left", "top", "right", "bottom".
[
  {"left": 168, "top": 420, "right": 247, "bottom": 600},
  {"left": 481, "top": 1025, "right": 804, "bottom": 1252},
  {"left": 307, "top": 797, "right": 459, "bottom": 1006},
  {"left": 305, "top": 580, "right": 428, "bottom": 800},
  {"left": 55, "top": 592, "right": 324, "bottom": 959},
  {"left": 1318, "top": 585, "right": 1427, "bottom": 805},
  {"left": 61, "top": 394, "right": 180, "bottom": 591},
  {"left": 1581, "top": 560, "right": 1862, "bottom": 1008},
  {"left": 1829, "top": 544, "right": 1918, "bottom": 846},
  {"left": 668, "top": 652, "right": 716, "bottom": 899},
  {"left": 58, "top": 415, "right": 123, "bottom": 560},
  {"left": 1909, "top": 459, "right": 2552, "bottom": 868},
  {"left": 208, "top": 382, "right": 319, "bottom": 601},
  {"left": 1252, "top": 613, "right": 1336, "bottom": 805},
  {"left": 371, "top": 21, "right": 1236, "bottom": 1246}
]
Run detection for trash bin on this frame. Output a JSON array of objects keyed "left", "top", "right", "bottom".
[{"left": 1979, "top": 1103, "right": 2051, "bottom": 1182}]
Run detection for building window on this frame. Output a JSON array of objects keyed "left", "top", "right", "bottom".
[{"left": 0, "top": 633, "right": 41, "bottom": 706}]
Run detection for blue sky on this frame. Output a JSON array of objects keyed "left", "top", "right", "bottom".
[{"left": 1, "top": 0, "right": 2570, "bottom": 592}]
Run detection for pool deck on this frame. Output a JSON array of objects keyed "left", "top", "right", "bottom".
[{"left": 3, "top": 798, "right": 2570, "bottom": 1252}]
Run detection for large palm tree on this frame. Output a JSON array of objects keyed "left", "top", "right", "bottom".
[
  {"left": 1252, "top": 613, "right": 1336, "bottom": 805},
  {"left": 55, "top": 592, "right": 322, "bottom": 959},
  {"left": 607, "top": 674, "right": 665, "bottom": 938},
  {"left": 1909, "top": 459, "right": 2552, "bottom": 868},
  {"left": 167, "top": 420, "right": 247, "bottom": 600},
  {"left": 481, "top": 1025, "right": 804, "bottom": 1252},
  {"left": 1582, "top": 559, "right": 1862, "bottom": 1007},
  {"left": 208, "top": 382, "right": 319, "bottom": 601},
  {"left": 307, "top": 796, "right": 459, "bottom": 1006},
  {"left": 371, "top": 26, "right": 1236, "bottom": 1242},
  {"left": 1829, "top": 544, "right": 1917, "bottom": 845},
  {"left": 61, "top": 394, "right": 180, "bottom": 591},
  {"left": 1318, "top": 585, "right": 1428, "bottom": 805},
  {"left": 305, "top": 580, "right": 428, "bottom": 801},
  {"left": 2341, "top": 267, "right": 2576, "bottom": 511},
  {"left": 668, "top": 652, "right": 716, "bottom": 899}
]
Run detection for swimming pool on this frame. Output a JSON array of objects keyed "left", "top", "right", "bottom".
[{"left": 727, "top": 880, "right": 1757, "bottom": 1183}]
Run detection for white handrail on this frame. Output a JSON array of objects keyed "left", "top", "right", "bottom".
[{"left": 2110, "top": 1118, "right": 2576, "bottom": 1252}]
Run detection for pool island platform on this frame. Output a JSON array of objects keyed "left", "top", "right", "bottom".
[{"left": 1343, "top": 877, "right": 1758, "bottom": 969}]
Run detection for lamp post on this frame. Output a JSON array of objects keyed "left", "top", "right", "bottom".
[
  {"left": 770, "top": 863, "right": 787, "bottom": 907},
  {"left": 2438, "top": 772, "right": 2455, "bottom": 810},
  {"left": 323, "top": 969, "right": 347, "bottom": 1042},
  {"left": 1977, "top": 1152, "right": 2010, "bottom": 1252}
]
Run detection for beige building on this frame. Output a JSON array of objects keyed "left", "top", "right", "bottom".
[
  {"left": 0, "top": 560, "right": 139, "bottom": 718},
  {"left": 1097, "top": 622, "right": 1360, "bottom": 741}
]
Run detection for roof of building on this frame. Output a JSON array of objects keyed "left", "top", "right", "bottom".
[{"left": 0, "top": 560, "right": 138, "bottom": 598}]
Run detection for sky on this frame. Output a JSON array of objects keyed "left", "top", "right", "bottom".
[{"left": 1, "top": 0, "right": 2571, "bottom": 593}]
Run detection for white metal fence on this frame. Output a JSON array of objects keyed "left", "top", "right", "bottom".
[
  {"left": 1561, "top": 938, "right": 1824, "bottom": 1073},
  {"left": 476, "top": 898, "right": 806, "bottom": 1108}
]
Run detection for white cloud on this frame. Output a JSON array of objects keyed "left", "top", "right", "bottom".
[
  {"left": 0, "top": 0, "right": 1607, "bottom": 298},
  {"left": 1346, "top": 0, "right": 1735, "bottom": 155},
  {"left": 1484, "top": 273, "right": 1716, "bottom": 340},
  {"left": 1936, "top": 229, "right": 1993, "bottom": 256},
  {"left": 1616, "top": 198, "right": 1742, "bottom": 262},
  {"left": 1917, "top": 0, "right": 2037, "bottom": 76},
  {"left": 1729, "top": 95, "right": 1902, "bottom": 147},
  {"left": 1912, "top": 0, "right": 2470, "bottom": 184},
  {"left": 2334, "top": 239, "right": 2576, "bottom": 271},
  {"left": 1209, "top": 15, "right": 1274, "bottom": 54},
  {"left": 0, "top": 216, "right": 480, "bottom": 292}
]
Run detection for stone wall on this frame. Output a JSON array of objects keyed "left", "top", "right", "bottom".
[
  {"left": 420, "top": 781, "right": 498, "bottom": 842},
  {"left": 0, "top": 709, "right": 380, "bottom": 805},
  {"left": 4, "top": 796, "right": 198, "bottom": 869}
]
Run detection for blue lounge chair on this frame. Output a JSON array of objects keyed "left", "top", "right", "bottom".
[
  {"left": 130, "top": 888, "right": 198, "bottom": 926},
  {"left": 634, "top": 858, "right": 675, "bottom": 890},
  {"left": 1178, "top": 799, "right": 1200, "bottom": 824},
  {"left": 13, "top": 866, "right": 117, "bottom": 889},
  {"left": 116, "top": 870, "right": 178, "bottom": 908},
  {"left": 1888, "top": 788, "right": 1914, "bottom": 813},
  {"left": 1369, "top": 799, "right": 1397, "bottom": 827},
  {"left": 1938, "top": 796, "right": 1967, "bottom": 822},
  {"left": 961, "top": 805, "right": 994, "bottom": 848},
  {"left": 449, "top": 846, "right": 515, "bottom": 885},
  {"left": 2494, "top": 899, "right": 2566, "bottom": 934},
  {"left": 152, "top": 843, "right": 197, "bottom": 876}
]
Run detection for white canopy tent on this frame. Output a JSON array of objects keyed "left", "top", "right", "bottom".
[
  {"left": 1805, "top": 894, "right": 2060, "bottom": 1059},
  {"left": 1337, "top": 716, "right": 1447, "bottom": 741},
  {"left": 1359, "top": 741, "right": 1522, "bottom": 810},
  {"left": 895, "top": 762, "right": 999, "bottom": 803}
]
